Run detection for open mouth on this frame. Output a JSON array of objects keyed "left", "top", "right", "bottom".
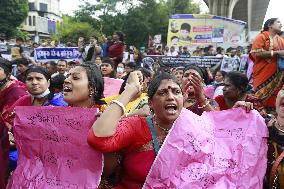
[
  {"left": 165, "top": 104, "right": 178, "bottom": 114},
  {"left": 63, "top": 86, "right": 72, "bottom": 93}
]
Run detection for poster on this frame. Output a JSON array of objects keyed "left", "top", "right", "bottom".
[
  {"left": 220, "top": 57, "right": 240, "bottom": 72},
  {"left": 144, "top": 108, "right": 268, "bottom": 189},
  {"left": 167, "top": 14, "right": 246, "bottom": 51},
  {"left": 103, "top": 77, "right": 124, "bottom": 97},
  {"left": 8, "top": 106, "right": 103, "bottom": 189},
  {"left": 35, "top": 47, "right": 81, "bottom": 62},
  {"left": 159, "top": 56, "right": 223, "bottom": 68}
]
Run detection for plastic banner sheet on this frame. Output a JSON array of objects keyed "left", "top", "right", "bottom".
[{"left": 8, "top": 106, "right": 103, "bottom": 189}]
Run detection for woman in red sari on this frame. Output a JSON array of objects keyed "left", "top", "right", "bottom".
[
  {"left": 88, "top": 71, "right": 184, "bottom": 188},
  {"left": 215, "top": 71, "right": 265, "bottom": 115},
  {"left": 0, "top": 58, "right": 27, "bottom": 188},
  {"left": 108, "top": 31, "right": 124, "bottom": 69},
  {"left": 250, "top": 18, "right": 284, "bottom": 109}
]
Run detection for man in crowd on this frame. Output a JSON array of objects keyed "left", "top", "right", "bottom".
[
  {"left": 45, "top": 61, "right": 57, "bottom": 76},
  {"left": 11, "top": 37, "right": 24, "bottom": 60},
  {"left": 13, "top": 58, "right": 29, "bottom": 82},
  {"left": 52, "top": 59, "right": 68, "bottom": 77}
]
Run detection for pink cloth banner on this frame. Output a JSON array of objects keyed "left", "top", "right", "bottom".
[
  {"left": 103, "top": 77, "right": 123, "bottom": 97},
  {"left": 204, "top": 85, "right": 215, "bottom": 99},
  {"left": 144, "top": 108, "right": 268, "bottom": 189},
  {"left": 8, "top": 106, "right": 103, "bottom": 189}
]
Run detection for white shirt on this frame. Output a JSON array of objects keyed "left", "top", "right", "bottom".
[{"left": 166, "top": 51, "right": 178, "bottom": 56}]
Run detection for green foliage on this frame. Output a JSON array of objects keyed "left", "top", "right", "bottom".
[
  {"left": 0, "top": 0, "right": 29, "bottom": 39},
  {"left": 74, "top": 0, "right": 201, "bottom": 46},
  {"left": 52, "top": 16, "right": 98, "bottom": 43}
]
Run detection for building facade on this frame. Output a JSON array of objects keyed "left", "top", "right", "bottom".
[{"left": 21, "top": 0, "right": 62, "bottom": 42}]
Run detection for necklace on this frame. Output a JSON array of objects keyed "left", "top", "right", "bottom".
[
  {"left": 153, "top": 115, "right": 170, "bottom": 133},
  {"left": 276, "top": 120, "right": 284, "bottom": 133}
]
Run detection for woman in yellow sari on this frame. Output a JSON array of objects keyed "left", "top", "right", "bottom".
[{"left": 250, "top": 18, "right": 284, "bottom": 110}]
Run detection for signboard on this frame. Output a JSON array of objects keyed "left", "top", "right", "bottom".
[
  {"left": 167, "top": 14, "right": 246, "bottom": 51},
  {"left": 159, "top": 56, "right": 223, "bottom": 68},
  {"left": 35, "top": 47, "right": 81, "bottom": 62}
]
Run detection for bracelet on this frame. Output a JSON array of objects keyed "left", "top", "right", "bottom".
[
  {"left": 111, "top": 100, "right": 126, "bottom": 116},
  {"left": 271, "top": 50, "right": 274, "bottom": 57},
  {"left": 197, "top": 100, "right": 210, "bottom": 109}
]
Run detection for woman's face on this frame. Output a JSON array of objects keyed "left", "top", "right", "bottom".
[
  {"left": 101, "top": 63, "right": 114, "bottom": 77},
  {"left": 26, "top": 72, "right": 49, "bottom": 95},
  {"left": 0, "top": 67, "right": 7, "bottom": 80},
  {"left": 95, "top": 57, "right": 102, "bottom": 66},
  {"left": 182, "top": 69, "right": 202, "bottom": 95},
  {"left": 63, "top": 66, "right": 92, "bottom": 106},
  {"left": 271, "top": 19, "right": 282, "bottom": 33},
  {"left": 223, "top": 78, "right": 240, "bottom": 100},
  {"left": 276, "top": 87, "right": 284, "bottom": 118},
  {"left": 215, "top": 72, "right": 224, "bottom": 83},
  {"left": 149, "top": 79, "right": 183, "bottom": 125}
]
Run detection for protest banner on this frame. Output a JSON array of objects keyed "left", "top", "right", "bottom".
[
  {"left": 144, "top": 108, "right": 268, "bottom": 189},
  {"left": 159, "top": 56, "right": 223, "bottom": 68},
  {"left": 8, "top": 106, "right": 103, "bottom": 189},
  {"left": 103, "top": 77, "right": 124, "bottom": 97},
  {"left": 167, "top": 14, "right": 246, "bottom": 52},
  {"left": 220, "top": 57, "right": 240, "bottom": 72},
  {"left": 35, "top": 47, "right": 81, "bottom": 62}
]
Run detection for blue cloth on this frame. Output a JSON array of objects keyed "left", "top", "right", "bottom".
[
  {"left": 101, "top": 43, "right": 109, "bottom": 58},
  {"left": 9, "top": 149, "right": 18, "bottom": 172},
  {"left": 46, "top": 92, "right": 68, "bottom": 106}
]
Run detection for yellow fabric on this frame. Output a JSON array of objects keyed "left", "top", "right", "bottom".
[{"left": 103, "top": 93, "right": 148, "bottom": 114}]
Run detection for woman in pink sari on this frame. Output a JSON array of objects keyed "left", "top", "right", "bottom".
[
  {"left": 0, "top": 58, "right": 27, "bottom": 188},
  {"left": 88, "top": 71, "right": 184, "bottom": 188}
]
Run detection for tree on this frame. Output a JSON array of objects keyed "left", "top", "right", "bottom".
[
  {"left": 0, "top": 0, "right": 28, "bottom": 39},
  {"left": 52, "top": 16, "right": 99, "bottom": 44},
  {"left": 74, "top": 0, "right": 201, "bottom": 46}
]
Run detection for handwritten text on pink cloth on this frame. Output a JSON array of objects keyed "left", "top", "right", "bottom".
[
  {"left": 144, "top": 108, "right": 268, "bottom": 189},
  {"left": 103, "top": 77, "right": 123, "bottom": 97},
  {"left": 8, "top": 106, "right": 103, "bottom": 189}
]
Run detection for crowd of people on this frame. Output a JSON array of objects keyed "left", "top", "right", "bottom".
[{"left": 0, "top": 18, "right": 284, "bottom": 189}]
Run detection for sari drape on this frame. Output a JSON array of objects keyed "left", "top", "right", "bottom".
[{"left": 250, "top": 31, "right": 284, "bottom": 108}]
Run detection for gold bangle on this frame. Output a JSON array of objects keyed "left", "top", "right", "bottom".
[
  {"left": 271, "top": 50, "right": 274, "bottom": 57},
  {"left": 197, "top": 100, "right": 210, "bottom": 109}
]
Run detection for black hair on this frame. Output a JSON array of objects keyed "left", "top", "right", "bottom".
[
  {"left": 180, "top": 23, "right": 191, "bottom": 32},
  {"left": 183, "top": 65, "right": 205, "bottom": 80},
  {"left": 79, "top": 64, "right": 105, "bottom": 105},
  {"left": 171, "top": 36, "right": 179, "bottom": 41},
  {"left": 50, "top": 74, "right": 65, "bottom": 91},
  {"left": 118, "top": 68, "right": 152, "bottom": 95},
  {"left": 115, "top": 31, "right": 124, "bottom": 42},
  {"left": 263, "top": 18, "right": 278, "bottom": 31},
  {"left": 125, "top": 62, "right": 136, "bottom": 70},
  {"left": 12, "top": 58, "right": 29, "bottom": 66},
  {"left": 216, "top": 47, "right": 224, "bottom": 54},
  {"left": 91, "top": 35, "right": 98, "bottom": 41},
  {"left": 225, "top": 71, "right": 248, "bottom": 94},
  {"left": 16, "top": 37, "right": 24, "bottom": 42},
  {"left": 26, "top": 66, "right": 51, "bottom": 81},
  {"left": 148, "top": 72, "right": 179, "bottom": 100},
  {"left": 138, "top": 67, "right": 151, "bottom": 79},
  {"left": 215, "top": 70, "right": 227, "bottom": 78},
  {"left": 46, "top": 61, "right": 57, "bottom": 67},
  {"left": 102, "top": 57, "right": 114, "bottom": 67},
  {"left": 48, "top": 74, "right": 66, "bottom": 101},
  {"left": 68, "top": 61, "right": 77, "bottom": 66},
  {"left": 58, "top": 59, "right": 68, "bottom": 65},
  {"left": 0, "top": 58, "right": 12, "bottom": 75}
]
